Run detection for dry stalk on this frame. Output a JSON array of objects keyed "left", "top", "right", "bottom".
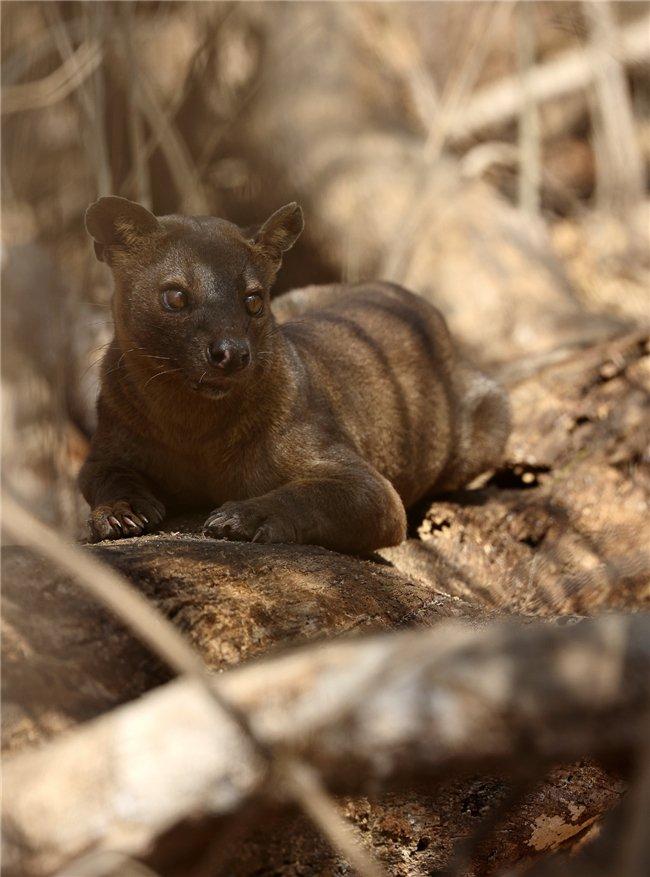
[
  {"left": 1, "top": 41, "right": 102, "bottom": 115},
  {"left": 83, "top": 2, "right": 112, "bottom": 198},
  {"left": 383, "top": 1, "right": 514, "bottom": 282},
  {"left": 117, "top": 3, "right": 232, "bottom": 204},
  {"left": 43, "top": 4, "right": 111, "bottom": 196},
  {"left": 280, "top": 758, "right": 386, "bottom": 877},
  {"left": 117, "top": 2, "right": 152, "bottom": 210},
  {"left": 110, "top": 48, "right": 209, "bottom": 214},
  {"left": 128, "top": 69, "right": 208, "bottom": 215},
  {"left": 446, "top": 10, "right": 650, "bottom": 144},
  {"left": 342, "top": 5, "right": 440, "bottom": 131},
  {"left": 517, "top": 0, "right": 541, "bottom": 217},
  {"left": 583, "top": 0, "right": 646, "bottom": 217}
]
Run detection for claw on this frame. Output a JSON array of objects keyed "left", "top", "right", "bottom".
[
  {"left": 123, "top": 515, "right": 142, "bottom": 530},
  {"left": 206, "top": 514, "right": 225, "bottom": 530},
  {"left": 108, "top": 515, "right": 122, "bottom": 531}
]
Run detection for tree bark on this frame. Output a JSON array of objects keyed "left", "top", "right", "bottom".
[
  {"left": 4, "top": 615, "right": 647, "bottom": 877},
  {"left": 384, "top": 330, "right": 650, "bottom": 617}
]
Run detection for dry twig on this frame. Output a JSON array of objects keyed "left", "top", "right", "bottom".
[
  {"left": 383, "top": 1, "right": 514, "bottom": 281},
  {"left": 112, "top": 52, "right": 209, "bottom": 214},
  {"left": 44, "top": 4, "right": 112, "bottom": 197},
  {"left": 1, "top": 41, "right": 102, "bottom": 115},
  {"left": 445, "top": 11, "right": 650, "bottom": 144},
  {"left": 517, "top": 0, "right": 542, "bottom": 217},
  {"left": 583, "top": 0, "right": 646, "bottom": 217}
]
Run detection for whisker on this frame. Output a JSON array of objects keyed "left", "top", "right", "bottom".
[
  {"left": 103, "top": 364, "right": 126, "bottom": 378},
  {"left": 136, "top": 353, "right": 172, "bottom": 361},
  {"left": 142, "top": 367, "right": 182, "bottom": 390},
  {"left": 265, "top": 318, "right": 306, "bottom": 337},
  {"left": 86, "top": 338, "right": 142, "bottom": 357},
  {"left": 86, "top": 345, "right": 174, "bottom": 381},
  {"left": 86, "top": 339, "right": 118, "bottom": 357},
  {"left": 117, "top": 346, "right": 144, "bottom": 367},
  {"left": 80, "top": 355, "right": 109, "bottom": 380}
]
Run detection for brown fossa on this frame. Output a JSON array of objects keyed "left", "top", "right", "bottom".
[{"left": 80, "top": 196, "right": 510, "bottom": 553}]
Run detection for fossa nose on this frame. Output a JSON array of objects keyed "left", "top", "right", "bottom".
[{"left": 206, "top": 338, "right": 251, "bottom": 374}]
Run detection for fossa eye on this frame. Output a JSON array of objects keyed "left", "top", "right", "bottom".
[
  {"left": 161, "top": 288, "right": 188, "bottom": 311},
  {"left": 245, "top": 293, "right": 264, "bottom": 316}
]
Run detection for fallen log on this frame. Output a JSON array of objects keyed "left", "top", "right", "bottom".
[
  {"left": 1, "top": 536, "right": 475, "bottom": 752},
  {"left": 3, "top": 614, "right": 648, "bottom": 877},
  {"left": 0, "top": 536, "right": 631, "bottom": 877},
  {"left": 384, "top": 331, "right": 650, "bottom": 617}
]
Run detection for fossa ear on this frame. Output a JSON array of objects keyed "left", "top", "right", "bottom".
[
  {"left": 251, "top": 202, "right": 304, "bottom": 262},
  {"left": 85, "top": 196, "right": 161, "bottom": 262}
]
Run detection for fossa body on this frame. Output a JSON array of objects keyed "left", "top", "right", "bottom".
[{"left": 80, "top": 197, "right": 510, "bottom": 553}]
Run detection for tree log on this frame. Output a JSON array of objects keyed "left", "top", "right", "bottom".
[
  {"left": 3, "top": 615, "right": 647, "bottom": 877},
  {"left": 384, "top": 330, "right": 650, "bottom": 616},
  {"left": 1, "top": 537, "right": 476, "bottom": 753}
]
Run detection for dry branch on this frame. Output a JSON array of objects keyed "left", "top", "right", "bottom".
[
  {"left": 445, "top": 11, "right": 650, "bottom": 144},
  {"left": 517, "top": 0, "right": 542, "bottom": 217},
  {"left": 1, "top": 40, "right": 103, "bottom": 115},
  {"left": 110, "top": 47, "right": 208, "bottom": 215},
  {"left": 3, "top": 614, "right": 649, "bottom": 877},
  {"left": 243, "top": 5, "right": 623, "bottom": 363},
  {"left": 584, "top": 1, "right": 646, "bottom": 217},
  {"left": 44, "top": 4, "right": 112, "bottom": 196},
  {"left": 117, "top": 3, "right": 152, "bottom": 210}
]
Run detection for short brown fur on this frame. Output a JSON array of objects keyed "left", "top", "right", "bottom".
[{"left": 80, "top": 197, "right": 510, "bottom": 553}]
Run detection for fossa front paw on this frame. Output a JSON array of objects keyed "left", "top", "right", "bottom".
[
  {"left": 88, "top": 497, "right": 165, "bottom": 542},
  {"left": 203, "top": 501, "right": 297, "bottom": 544}
]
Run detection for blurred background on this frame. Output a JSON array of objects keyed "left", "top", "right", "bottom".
[{"left": 2, "top": 0, "right": 649, "bottom": 534}]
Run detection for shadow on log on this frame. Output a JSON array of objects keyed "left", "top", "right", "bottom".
[
  {"left": 1, "top": 537, "right": 478, "bottom": 752},
  {"left": 4, "top": 615, "right": 647, "bottom": 877}
]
